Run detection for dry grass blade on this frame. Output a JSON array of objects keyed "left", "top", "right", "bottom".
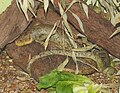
[
  {"left": 16, "top": 0, "right": 21, "bottom": 11},
  {"left": 58, "top": 1, "right": 78, "bottom": 48},
  {"left": 109, "top": 29, "right": 120, "bottom": 38},
  {"left": 65, "top": 0, "right": 79, "bottom": 12},
  {"left": 57, "top": 57, "right": 69, "bottom": 71},
  {"left": 58, "top": 2, "right": 68, "bottom": 20},
  {"left": 50, "top": 0, "right": 54, "bottom": 6},
  {"left": 22, "top": 0, "right": 29, "bottom": 21},
  {"left": 16, "top": 0, "right": 36, "bottom": 21},
  {"left": 82, "top": 3, "right": 89, "bottom": 19},
  {"left": 77, "top": 59, "right": 99, "bottom": 72},
  {"left": 63, "top": 21, "right": 77, "bottom": 48},
  {"left": 71, "top": 11, "right": 85, "bottom": 33},
  {"left": 28, "top": 4, "right": 37, "bottom": 18},
  {"left": 16, "top": 0, "right": 28, "bottom": 21},
  {"left": 72, "top": 51, "right": 79, "bottom": 74},
  {"left": 44, "top": 0, "right": 49, "bottom": 13},
  {"left": 44, "top": 21, "right": 59, "bottom": 50},
  {"left": 28, "top": 0, "right": 34, "bottom": 8}
]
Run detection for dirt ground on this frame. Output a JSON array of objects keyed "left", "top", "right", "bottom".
[{"left": 0, "top": 51, "right": 119, "bottom": 93}]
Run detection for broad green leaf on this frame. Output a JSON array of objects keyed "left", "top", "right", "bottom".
[
  {"left": 73, "top": 85, "right": 88, "bottom": 93},
  {"left": 0, "top": 0, "right": 13, "bottom": 14},
  {"left": 37, "top": 70, "right": 60, "bottom": 90},
  {"left": 44, "top": 0, "right": 49, "bottom": 13},
  {"left": 56, "top": 81, "right": 73, "bottom": 93},
  {"left": 71, "top": 12, "right": 85, "bottom": 33},
  {"left": 58, "top": 71, "right": 79, "bottom": 81},
  {"left": 58, "top": 71, "right": 92, "bottom": 83},
  {"left": 37, "top": 70, "right": 94, "bottom": 92},
  {"left": 57, "top": 57, "right": 69, "bottom": 71},
  {"left": 82, "top": 3, "right": 89, "bottom": 19},
  {"left": 88, "top": 84, "right": 102, "bottom": 93}
]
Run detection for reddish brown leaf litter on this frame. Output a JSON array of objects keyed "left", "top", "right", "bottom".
[{"left": 0, "top": 51, "right": 41, "bottom": 93}]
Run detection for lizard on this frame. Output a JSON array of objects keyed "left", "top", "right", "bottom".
[
  {"left": 15, "top": 23, "right": 72, "bottom": 49},
  {"left": 27, "top": 49, "right": 105, "bottom": 73},
  {"left": 15, "top": 22, "right": 110, "bottom": 74}
]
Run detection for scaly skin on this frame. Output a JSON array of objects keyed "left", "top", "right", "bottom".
[
  {"left": 15, "top": 23, "right": 107, "bottom": 74},
  {"left": 15, "top": 23, "right": 72, "bottom": 49},
  {"left": 27, "top": 49, "right": 105, "bottom": 73}
]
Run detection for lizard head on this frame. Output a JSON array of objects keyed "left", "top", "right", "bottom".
[{"left": 15, "top": 34, "right": 33, "bottom": 46}]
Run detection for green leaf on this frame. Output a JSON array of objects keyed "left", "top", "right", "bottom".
[
  {"left": 0, "top": 0, "right": 13, "bottom": 14},
  {"left": 37, "top": 70, "right": 93, "bottom": 92},
  {"left": 48, "top": 88, "right": 56, "bottom": 93},
  {"left": 56, "top": 81, "right": 73, "bottom": 93},
  {"left": 73, "top": 85, "right": 88, "bottom": 93},
  {"left": 87, "top": 84, "right": 102, "bottom": 93},
  {"left": 37, "top": 70, "right": 60, "bottom": 90},
  {"left": 57, "top": 71, "right": 92, "bottom": 83},
  {"left": 58, "top": 71, "right": 79, "bottom": 81}
]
